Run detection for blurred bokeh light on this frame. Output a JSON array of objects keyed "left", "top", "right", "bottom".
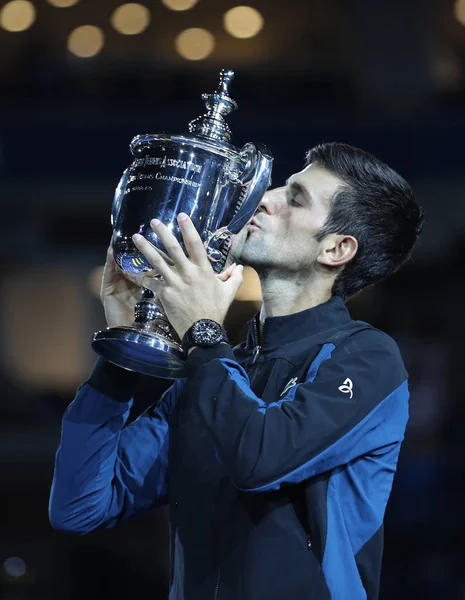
[
  {"left": 46, "top": 0, "right": 79, "bottom": 7},
  {"left": 0, "top": 0, "right": 35, "bottom": 32},
  {"left": 455, "top": 0, "right": 465, "bottom": 26},
  {"left": 175, "top": 27, "right": 215, "bottom": 60},
  {"left": 223, "top": 5, "right": 264, "bottom": 39},
  {"left": 3, "top": 557, "right": 27, "bottom": 578},
  {"left": 88, "top": 265, "right": 104, "bottom": 299},
  {"left": 67, "top": 24, "right": 105, "bottom": 58},
  {"left": 111, "top": 3, "right": 151, "bottom": 36},
  {"left": 161, "top": 0, "right": 199, "bottom": 11}
]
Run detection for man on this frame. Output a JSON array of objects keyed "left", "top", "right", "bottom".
[{"left": 49, "top": 142, "right": 424, "bottom": 599}]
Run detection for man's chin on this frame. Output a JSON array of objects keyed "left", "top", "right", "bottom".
[
  {"left": 235, "top": 250, "right": 264, "bottom": 270},
  {"left": 228, "top": 230, "right": 247, "bottom": 256}
]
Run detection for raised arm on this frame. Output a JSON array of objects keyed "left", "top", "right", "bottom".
[
  {"left": 184, "top": 329, "right": 409, "bottom": 491},
  {"left": 49, "top": 358, "right": 183, "bottom": 533}
]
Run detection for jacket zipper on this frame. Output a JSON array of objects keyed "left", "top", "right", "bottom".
[
  {"left": 213, "top": 566, "right": 221, "bottom": 600},
  {"left": 251, "top": 317, "right": 261, "bottom": 364},
  {"left": 252, "top": 344, "right": 261, "bottom": 364}
]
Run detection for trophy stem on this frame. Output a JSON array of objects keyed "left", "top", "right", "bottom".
[
  {"left": 91, "top": 287, "right": 185, "bottom": 379},
  {"left": 133, "top": 287, "right": 177, "bottom": 341}
]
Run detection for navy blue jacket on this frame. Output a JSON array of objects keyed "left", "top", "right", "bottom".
[{"left": 49, "top": 296, "right": 409, "bottom": 600}]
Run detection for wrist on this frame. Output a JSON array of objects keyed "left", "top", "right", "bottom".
[
  {"left": 87, "top": 357, "right": 138, "bottom": 402},
  {"left": 184, "top": 342, "right": 236, "bottom": 377},
  {"left": 187, "top": 340, "right": 228, "bottom": 356},
  {"left": 178, "top": 316, "right": 224, "bottom": 341},
  {"left": 182, "top": 319, "right": 229, "bottom": 355}
]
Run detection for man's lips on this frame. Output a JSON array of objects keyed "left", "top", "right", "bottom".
[{"left": 248, "top": 217, "right": 260, "bottom": 229}]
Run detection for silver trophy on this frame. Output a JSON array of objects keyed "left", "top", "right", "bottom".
[{"left": 92, "top": 69, "right": 273, "bottom": 379}]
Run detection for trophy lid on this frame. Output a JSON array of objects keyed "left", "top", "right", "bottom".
[{"left": 188, "top": 69, "right": 238, "bottom": 143}]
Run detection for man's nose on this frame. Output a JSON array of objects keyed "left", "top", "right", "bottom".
[{"left": 256, "top": 188, "right": 279, "bottom": 214}]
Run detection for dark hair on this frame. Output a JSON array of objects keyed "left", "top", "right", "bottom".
[{"left": 307, "top": 142, "right": 424, "bottom": 300}]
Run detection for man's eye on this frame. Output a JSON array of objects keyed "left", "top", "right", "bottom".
[{"left": 289, "top": 196, "right": 301, "bottom": 206}]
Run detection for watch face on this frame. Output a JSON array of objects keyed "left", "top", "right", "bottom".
[{"left": 192, "top": 319, "right": 223, "bottom": 345}]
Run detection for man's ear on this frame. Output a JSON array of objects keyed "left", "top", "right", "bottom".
[{"left": 317, "top": 234, "right": 358, "bottom": 268}]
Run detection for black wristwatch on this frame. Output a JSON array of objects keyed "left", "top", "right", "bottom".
[{"left": 182, "top": 319, "right": 229, "bottom": 354}]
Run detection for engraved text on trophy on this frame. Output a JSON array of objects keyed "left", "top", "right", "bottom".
[{"left": 125, "top": 153, "right": 203, "bottom": 194}]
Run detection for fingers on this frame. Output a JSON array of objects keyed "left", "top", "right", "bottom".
[
  {"left": 148, "top": 221, "right": 181, "bottom": 266},
  {"left": 102, "top": 246, "right": 118, "bottom": 283},
  {"left": 140, "top": 275, "right": 162, "bottom": 295},
  {"left": 133, "top": 213, "right": 224, "bottom": 280},
  {"left": 148, "top": 217, "right": 192, "bottom": 273},
  {"left": 217, "top": 263, "right": 237, "bottom": 282},
  {"left": 154, "top": 246, "right": 175, "bottom": 267},
  {"left": 176, "top": 213, "right": 212, "bottom": 269},
  {"left": 132, "top": 233, "right": 175, "bottom": 283},
  {"left": 226, "top": 264, "right": 244, "bottom": 295},
  {"left": 137, "top": 237, "right": 176, "bottom": 268},
  {"left": 106, "top": 245, "right": 116, "bottom": 265},
  {"left": 124, "top": 271, "right": 146, "bottom": 286}
]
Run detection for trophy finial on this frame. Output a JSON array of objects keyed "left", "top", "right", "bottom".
[
  {"left": 188, "top": 69, "right": 238, "bottom": 143},
  {"left": 218, "top": 69, "right": 234, "bottom": 95}
]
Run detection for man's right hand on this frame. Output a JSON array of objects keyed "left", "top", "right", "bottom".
[
  {"left": 100, "top": 246, "right": 144, "bottom": 328},
  {"left": 100, "top": 240, "right": 242, "bottom": 329}
]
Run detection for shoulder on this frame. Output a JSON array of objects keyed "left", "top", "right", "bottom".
[
  {"left": 343, "top": 322, "right": 402, "bottom": 355},
  {"left": 313, "top": 323, "right": 409, "bottom": 412},
  {"left": 336, "top": 321, "right": 404, "bottom": 369}
]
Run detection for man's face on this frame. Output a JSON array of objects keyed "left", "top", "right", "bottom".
[{"left": 230, "top": 163, "right": 345, "bottom": 275}]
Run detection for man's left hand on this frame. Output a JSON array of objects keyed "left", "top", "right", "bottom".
[{"left": 132, "top": 213, "right": 244, "bottom": 341}]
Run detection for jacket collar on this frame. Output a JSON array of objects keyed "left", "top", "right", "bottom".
[{"left": 245, "top": 296, "right": 351, "bottom": 352}]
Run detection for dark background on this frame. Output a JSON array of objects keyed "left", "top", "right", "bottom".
[{"left": 1, "top": 0, "right": 464, "bottom": 597}]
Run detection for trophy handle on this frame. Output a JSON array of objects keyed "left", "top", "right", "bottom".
[
  {"left": 226, "top": 142, "right": 273, "bottom": 234},
  {"left": 204, "top": 143, "right": 272, "bottom": 270},
  {"left": 204, "top": 228, "right": 230, "bottom": 263}
]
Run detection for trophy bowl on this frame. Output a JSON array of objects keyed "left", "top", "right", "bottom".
[{"left": 91, "top": 69, "right": 273, "bottom": 379}]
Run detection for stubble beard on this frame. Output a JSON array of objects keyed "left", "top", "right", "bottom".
[{"left": 233, "top": 231, "right": 274, "bottom": 273}]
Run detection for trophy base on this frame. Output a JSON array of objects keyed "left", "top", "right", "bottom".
[{"left": 91, "top": 326, "right": 185, "bottom": 379}]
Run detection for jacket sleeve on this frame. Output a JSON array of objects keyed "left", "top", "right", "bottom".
[
  {"left": 48, "top": 358, "right": 182, "bottom": 533},
  {"left": 184, "top": 331, "right": 409, "bottom": 492}
]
